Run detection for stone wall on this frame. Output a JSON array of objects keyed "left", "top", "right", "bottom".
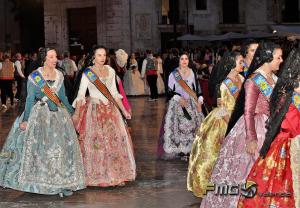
[
  {"left": 0, "top": 0, "right": 21, "bottom": 51},
  {"left": 187, "top": 0, "right": 220, "bottom": 35},
  {"left": 245, "top": 0, "right": 270, "bottom": 31},
  {"left": 43, "top": 0, "right": 279, "bottom": 54},
  {"left": 44, "top": 0, "right": 97, "bottom": 54}
]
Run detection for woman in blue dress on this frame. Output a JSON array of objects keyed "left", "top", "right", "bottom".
[{"left": 0, "top": 48, "right": 85, "bottom": 197}]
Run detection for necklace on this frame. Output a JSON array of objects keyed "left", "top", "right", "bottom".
[
  {"left": 43, "top": 67, "right": 53, "bottom": 77},
  {"left": 179, "top": 67, "right": 188, "bottom": 75}
]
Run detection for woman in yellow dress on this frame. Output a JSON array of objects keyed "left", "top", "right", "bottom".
[{"left": 187, "top": 51, "right": 244, "bottom": 197}]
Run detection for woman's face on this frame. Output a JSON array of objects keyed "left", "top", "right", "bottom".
[
  {"left": 234, "top": 55, "right": 244, "bottom": 73},
  {"left": 179, "top": 54, "right": 189, "bottom": 68},
  {"left": 269, "top": 48, "right": 283, "bottom": 72},
  {"left": 246, "top": 43, "right": 258, "bottom": 61},
  {"left": 94, "top": 48, "right": 106, "bottom": 65},
  {"left": 131, "top": 53, "right": 135, "bottom": 59},
  {"left": 44, "top": 49, "right": 57, "bottom": 68}
]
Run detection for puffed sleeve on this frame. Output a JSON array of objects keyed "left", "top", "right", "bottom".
[
  {"left": 72, "top": 73, "right": 89, "bottom": 107},
  {"left": 213, "top": 83, "right": 230, "bottom": 118},
  {"left": 23, "top": 79, "right": 37, "bottom": 121},
  {"left": 218, "top": 83, "right": 227, "bottom": 107},
  {"left": 167, "top": 72, "right": 181, "bottom": 102},
  {"left": 244, "top": 79, "right": 260, "bottom": 141}
]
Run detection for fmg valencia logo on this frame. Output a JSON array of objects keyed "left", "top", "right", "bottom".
[{"left": 204, "top": 181, "right": 257, "bottom": 198}]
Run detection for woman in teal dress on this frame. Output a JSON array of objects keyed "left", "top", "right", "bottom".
[{"left": 0, "top": 48, "right": 85, "bottom": 197}]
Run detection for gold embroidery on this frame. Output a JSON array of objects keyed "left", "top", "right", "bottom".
[{"left": 0, "top": 151, "right": 13, "bottom": 158}]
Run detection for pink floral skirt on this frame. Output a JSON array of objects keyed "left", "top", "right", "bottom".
[
  {"left": 76, "top": 98, "right": 136, "bottom": 187},
  {"left": 200, "top": 114, "right": 268, "bottom": 208}
]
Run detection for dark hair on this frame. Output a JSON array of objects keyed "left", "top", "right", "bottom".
[
  {"left": 37, "top": 47, "right": 56, "bottom": 67},
  {"left": 71, "top": 45, "right": 107, "bottom": 103},
  {"left": 226, "top": 41, "right": 281, "bottom": 136},
  {"left": 109, "top": 48, "right": 115, "bottom": 56},
  {"left": 172, "top": 48, "right": 179, "bottom": 56},
  {"left": 208, "top": 51, "right": 241, "bottom": 102},
  {"left": 179, "top": 52, "right": 189, "bottom": 58},
  {"left": 3, "top": 52, "right": 11, "bottom": 60},
  {"left": 146, "top": 49, "right": 152, "bottom": 54},
  {"left": 240, "top": 39, "right": 258, "bottom": 57},
  {"left": 260, "top": 48, "right": 300, "bottom": 157},
  {"left": 83, "top": 45, "right": 107, "bottom": 69}
]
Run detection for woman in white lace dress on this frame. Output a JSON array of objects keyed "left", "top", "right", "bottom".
[
  {"left": 155, "top": 54, "right": 165, "bottom": 94},
  {"left": 123, "top": 53, "right": 145, "bottom": 96}
]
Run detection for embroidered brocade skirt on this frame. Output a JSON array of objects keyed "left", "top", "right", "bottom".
[
  {"left": 158, "top": 97, "right": 204, "bottom": 160},
  {"left": 238, "top": 135, "right": 300, "bottom": 208},
  {"left": 76, "top": 98, "right": 136, "bottom": 187},
  {"left": 187, "top": 106, "right": 232, "bottom": 198},
  {"left": 200, "top": 114, "right": 267, "bottom": 208},
  {"left": 0, "top": 102, "right": 86, "bottom": 195}
]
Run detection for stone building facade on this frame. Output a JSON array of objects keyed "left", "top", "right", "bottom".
[
  {"left": 0, "top": 0, "right": 21, "bottom": 51},
  {"left": 41, "top": 0, "right": 300, "bottom": 53}
]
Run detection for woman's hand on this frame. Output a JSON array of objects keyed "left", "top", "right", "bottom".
[
  {"left": 197, "top": 102, "right": 202, "bottom": 113},
  {"left": 246, "top": 140, "right": 258, "bottom": 155},
  {"left": 19, "top": 121, "right": 28, "bottom": 131},
  {"left": 122, "top": 110, "right": 132, "bottom": 120},
  {"left": 72, "top": 114, "right": 80, "bottom": 126}
]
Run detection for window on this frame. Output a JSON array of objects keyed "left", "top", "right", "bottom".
[
  {"left": 222, "top": 0, "right": 239, "bottom": 23},
  {"left": 196, "top": 0, "right": 207, "bottom": 10},
  {"left": 282, "top": 0, "right": 300, "bottom": 22}
]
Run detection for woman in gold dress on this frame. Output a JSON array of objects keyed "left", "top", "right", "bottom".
[{"left": 187, "top": 51, "right": 244, "bottom": 197}]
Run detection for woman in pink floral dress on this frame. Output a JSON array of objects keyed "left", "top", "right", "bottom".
[{"left": 72, "top": 45, "right": 136, "bottom": 187}]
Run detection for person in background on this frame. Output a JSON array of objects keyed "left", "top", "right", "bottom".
[
  {"left": 61, "top": 51, "right": 78, "bottom": 84},
  {"left": 0, "top": 52, "right": 15, "bottom": 110},
  {"left": 157, "top": 52, "right": 204, "bottom": 160},
  {"left": 141, "top": 50, "right": 158, "bottom": 101},
  {"left": 14, "top": 53, "right": 26, "bottom": 101},
  {"left": 241, "top": 39, "right": 259, "bottom": 77}
]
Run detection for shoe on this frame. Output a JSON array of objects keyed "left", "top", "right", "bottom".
[
  {"left": 148, "top": 98, "right": 155, "bottom": 102},
  {"left": 63, "top": 190, "right": 73, "bottom": 196},
  {"left": 59, "top": 190, "right": 73, "bottom": 198}
]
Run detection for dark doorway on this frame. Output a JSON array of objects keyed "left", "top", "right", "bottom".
[
  {"left": 222, "top": 0, "right": 239, "bottom": 23},
  {"left": 168, "top": 0, "right": 179, "bottom": 24},
  {"left": 67, "top": 7, "right": 97, "bottom": 55},
  {"left": 282, "top": 0, "right": 299, "bottom": 22},
  {"left": 161, "top": 32, "right": 181, "bottom": 52},
  {"left": 9, "top": 0, "right": 44, "bottom": 52}
]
